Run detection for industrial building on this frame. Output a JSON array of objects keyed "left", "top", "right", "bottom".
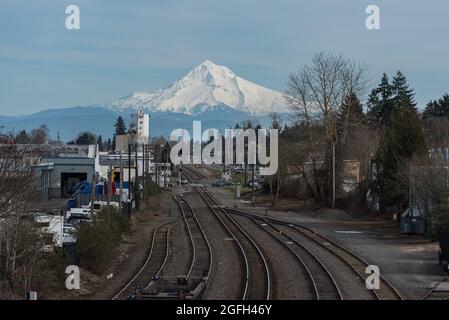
[
  {"left": 19, "top": 110, "right": 172, "bottom": 206},
  {"left": 27, "top": 144, "right": 99, "bottom": 201}
]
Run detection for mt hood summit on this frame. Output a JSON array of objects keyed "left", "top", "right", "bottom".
[{"left": 105, "top": 60, "right": 288, "bottom": 116}]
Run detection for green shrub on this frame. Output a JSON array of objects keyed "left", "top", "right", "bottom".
[{"left": 76, "top": 208, "right": 131, "bottom": 274}]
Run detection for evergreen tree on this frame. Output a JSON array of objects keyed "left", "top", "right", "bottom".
[
  {"left": 242, "top": 120, "right": 253, "bottom": 129},
  {"left": 114, "top": 116, "right": 127, "bottom": 136},
  {"left": 97, "top": 135, "right": 103, "bottom": 151},
  {"left": 367, "top": 71, "right": 417, "bottom": 127},
  {"left": 15, "top": 130, "right": 30, "bottom": 144},
  {"left": 391, "top": 71, "right": 417, "bottom": 109},
  {"left": 75, "top": 131, "right": 97, "bottom": 145},
  {"left": 255, "top": 124, "right": 262, "bottom": 134},
  {"left": 423, "top": 93, "right": 449, "bottom": 120},
  {"left": 337, "top": 92, "right": 366, "bottom": 148},
  {"left": 337, "top": 91, "right": 365, "bottom": 138},
  {"left": 373, "top": 104, "right": 426, "bottom": 210},
  {"left": 368, "top": 71, "right": 424, "bottom": 210},
  {"left": 113, "top": 116, "right": 127, "bottom": 150},
  {"left": 366, "top": 73, "right": 394, "bottom": 126}
]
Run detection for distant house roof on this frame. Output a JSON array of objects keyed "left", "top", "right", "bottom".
[{"left": 16, "top": 144, "right": 97, "bottom": 158}]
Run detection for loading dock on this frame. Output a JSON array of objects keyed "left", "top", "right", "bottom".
[{"left": 61, "top": 172, "right": 88, "bottom": 198}]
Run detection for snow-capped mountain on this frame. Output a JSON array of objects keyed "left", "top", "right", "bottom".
[
  {"left": 0, "top": 60, "right": 290, "bottom": 141},
  {"left": 105, "top": 60, "right": 288, "bottom": 116}
]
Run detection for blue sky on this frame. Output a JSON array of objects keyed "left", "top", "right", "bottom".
[{"left": 0, "top": 0, "right": 448, "bottom": 115}]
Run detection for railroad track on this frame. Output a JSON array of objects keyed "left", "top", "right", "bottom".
[
  {"left": 184, "top": 166, "right": 404, "bottom": 300},
  {"left": 173, "top": 195, "right": 213, "bottom": 282},
  {"left": 184, "top": 166, "right": 207, "bottom": 180},
  {"left": 185, "top": 167, "right": 342, "bottom": 300},
  {"left": 184, "top": 168, "right": 271, "bottom": 300},
  {"left": 113, "top": 192, "right": 213, "bottom": 300},
  {"left": 420, "top": 286, "right": 449, "bottom": 300},
  {"left": 112, "top": 217, "right": 183, "bottom": 300},
  {"left": 227, "top": 209, "right": 405, "bottom": 300},
  {"left": 234, "top": 213, "right": 343, "bottom": 300}
]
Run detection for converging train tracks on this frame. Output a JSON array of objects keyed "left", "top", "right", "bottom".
[
  {"left": 227, "top": 209, "right": 404, "bottom": 300},
  {"left": 112, "top": 217, "right": 183, "bottom": 300},
  {"left": 112, "top": 193, "right": 212, "bottom": 300},
  {"left": 184, "top": 168, "right": 271, "bottom": 300},
  {"left": 236, "top": 212, "right": 343, "bottom": 300},
  {"left": 112, "top": 165, "right": 405, "bottom": 300},
  {"left": 173, "top": 195, "right": 213, "bottom": 284},
  {"left": 183, "top": 166, "right": 405, "bottom": 300}
]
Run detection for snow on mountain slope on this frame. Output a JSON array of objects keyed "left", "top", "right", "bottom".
[{"left": 105, "top": 60, "right": 289, "bottom": 115}]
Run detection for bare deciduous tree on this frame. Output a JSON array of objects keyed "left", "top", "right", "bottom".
[
  {"left": 266, "top": 114, "right": 289, "bottom": 206},
  {"left": 0, "top": 135, "right": 56, "bottom": 298},
  {"left": 409, "top": 157, "right": 449, "bottom": 239},
  {"left": 285, "top": 52, "right": 368, "bottom": 203}
]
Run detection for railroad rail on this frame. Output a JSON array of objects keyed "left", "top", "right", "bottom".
[
  {"left": 112, "top": 217, "right": 183, "bottom": 300},
  {"left": 420, "top": 286, "right": 449, "bottom": 300},
  {"left": 180, "top": 166, "right": 404, "bottom": 300},
  {"left": 236, "top": 213, "right": 343, "bottom": 300},
  {"left": 227, "top": 208, "right": 405, "bottom": 300},
  {"left": 184, "top": 168, "right": 271, "bottom": 300},
  {"left": 173, "top": 195, "right": 213, "bottom": 281}
]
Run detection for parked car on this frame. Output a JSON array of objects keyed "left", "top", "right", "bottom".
[
  {"left": 223, "top": 180, "right": 234, "bottom": 186},
  {"left": 66, "top": 216, "right": 92, "bottom": 226},
  {"left": 176, "top": 178, "right": 188, "bottom": 185},
  {"left": 247, "top": 181, "right": 259, "bottom": 188},
  {"left": 63, "top": 224, "right": 77, "bottom": 244},
  {"left": 212, "top": 180, "right": 225, "bottom": 187}
]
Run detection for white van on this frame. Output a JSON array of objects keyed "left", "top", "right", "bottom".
[{"left": 67, "top": 207, "right": 92, "bottom": 219}]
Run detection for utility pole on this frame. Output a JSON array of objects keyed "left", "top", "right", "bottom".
[
  {"left": 135, "top": 145, "right": 139, "bottom": 210},
  {"left": 166, "top": 144, "right": 170, "bottom": 187},
  {"left": 156, "top": 144, "right": 159, "bottom": 187},
  {"left": 252, "top": 163, "right": 255, "bottom": 206},
  {"left": 119, "top": 154, "right": 123, "bottom": 213},
  {"left": 251, "top": 137, "right": 257, "bottom": 206},
  {"left": 135, "top": 145, "right": 139, "bottom": 186},
  {"left": 142, "top": 143, "right": 145, "bottom": 201},
  {"left": 107, "top": 164, "right": 112, "bottom": 207},
  {"left": 244, "top": 159, "right": 247, "bottom": 185},
  {"left": 179, "top": 163, "right": 183, "bottom": 190},
  {"left": 244, "top": 129, "right": 248, "bottom": 185},
  {"left": 91, "top": 173, "right": 96, "bottom": 215},
  {"left": 128, "top": 143, "right": 131, "bottom": 218},
  {"left": 228, "top": 124, "right": 232, "bottom": 179},
  {"left": 332, "top": 137, "right": 336, "bottom": 209},
  {"left": 179, "top": 132, "right": 183, "bottom": 189},
  {"left": 222, "top": 150, "right": 226, "bottom": 181},
  {"left": 145, "top": 144, "right": 149, "bottom": 203}
]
